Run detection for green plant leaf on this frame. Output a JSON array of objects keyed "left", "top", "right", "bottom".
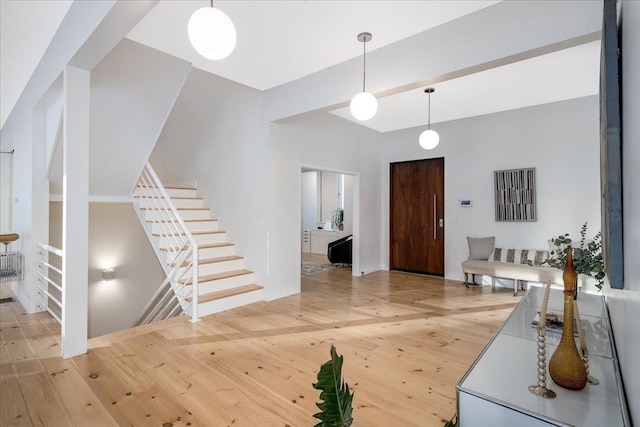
[
  {"left": 313, "top": 345, "right": 354, "bottom": 427},
  {"left": 542, "top": 222, "right": 606, "bottom": 291}
]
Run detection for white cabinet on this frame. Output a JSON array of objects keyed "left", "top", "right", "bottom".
[
  {"left": 302, "top": 230, "right": 311, "bottom": 253},
  {"left": 307, "top": 230, "right": 347, "bottom": 255},
  {"left": 457, "top": 287, "right": 630, "bottom": 426}
]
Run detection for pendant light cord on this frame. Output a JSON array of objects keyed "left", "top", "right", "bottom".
[
  {"left": 428, "top": 91, "right": 431, "bottom": 130},
  {"left": 362, "top": 37, "right": 367, "bottom": 92}
]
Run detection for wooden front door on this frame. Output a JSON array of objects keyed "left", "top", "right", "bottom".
[{"left": 390, "top": 158, "right": 445, "bottom": 275}]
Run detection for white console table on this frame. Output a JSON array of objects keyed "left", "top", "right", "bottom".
[
  {"left": 457, "top": 286, "right": 630, "bottom": 426},
  {"left": 302, "top": 229, "right": 347, "bottom": 255}
]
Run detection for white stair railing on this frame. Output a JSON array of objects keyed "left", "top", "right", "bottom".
[
  {"left": 133, "top": 162, "right": 200, "bottom": 324},
  {"left": 36, "top": 243, "right": 63, "bottom": 324}
]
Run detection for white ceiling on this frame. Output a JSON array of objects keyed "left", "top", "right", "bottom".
[
  {"left": 0, "top": 0, "right": 73, "bottom": 129},
  {"left": 1, "top": 0, "right": 600, "bottom": 134},
  {"left": 331, "top": 41, "right": 601, "bottom": 132},
  {"left": 126, "top": 0, "right": 500, "bottom": 91}
]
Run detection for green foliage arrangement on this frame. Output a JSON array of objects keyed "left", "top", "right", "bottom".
[
  {"left": 313, "top": 345, "right": 354, "bottom": 427},
  {"left": 533, "top": 222, "right": 606, "bottom": 291}
]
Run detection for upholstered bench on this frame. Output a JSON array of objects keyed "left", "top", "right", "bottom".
[{"left": 462, "top": 237, "right": 563, "bottom": 296}]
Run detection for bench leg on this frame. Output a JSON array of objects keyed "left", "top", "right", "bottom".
[
  {"left": 514, "top": 280, "right": 519, "bottom": 296},
  {"left": 464, "top": 273, "right": 469, "bottom": 288}
]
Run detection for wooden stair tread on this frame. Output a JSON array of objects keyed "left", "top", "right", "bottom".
[
  {"left": 153, "top": 231, "right": 224, "bottom": 237},
  {"left": 146, "top": 218, "right": 218, "bottom": 223},
  {"left": 140, "top": 207, "right": 209, "bottom": 211},
  {"left": 171, "top": 255, "right": 243, "bottom": 268},
  {"left": 160, "top": 242, "right": 233, "bottom": 251},
  {"left": 180, "top": 269, "right": 253, "bottom": 285},
  {"left": 186, "top": 284, "right": 263, "bottom": 304},
  {"left": 136, "top": 185, "right": 196, "bottom": 190},
  {"left": 133, "top": 195, "right": 202, "bottom": 200}
]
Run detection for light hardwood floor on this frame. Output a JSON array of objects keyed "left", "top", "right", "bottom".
[{"left": 1, "top": 270, "right": 520, "bottom": 426}]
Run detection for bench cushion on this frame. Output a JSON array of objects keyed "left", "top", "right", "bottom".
[
  {"left": 489, "top": 248, "right": 548, "bottom": 264},
  {"left": 462, "top": 259, "right": 563, "bottom": 284}
]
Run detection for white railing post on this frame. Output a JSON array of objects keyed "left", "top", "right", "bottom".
[
  {"left": 190, "top": 246, "right": 200, "bottom": 323},
  {"left": 36, "top": 243, "right": 64, "bottom": 326},
  {"left": 132, "top": 161, "right": 200, "bottom": 325}
]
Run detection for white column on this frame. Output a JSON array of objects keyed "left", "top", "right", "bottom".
[{"left": 61, "top": 65, "right": 89, "bottom": 359}]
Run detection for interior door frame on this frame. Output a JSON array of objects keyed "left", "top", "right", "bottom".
[{"left": 298, "top": 163, "right": 361, "bottom": 287}]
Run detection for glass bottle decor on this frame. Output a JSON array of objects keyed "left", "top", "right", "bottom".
[{"left": 548, "top": 249, "right": 588, "bottom": 390}]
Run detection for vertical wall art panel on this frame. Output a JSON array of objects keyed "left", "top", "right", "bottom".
[{"left": 494, "top": 168, "right": 537, "bottom": 222}]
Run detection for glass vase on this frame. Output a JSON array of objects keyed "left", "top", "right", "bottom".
[{"left": 548, "top": 248, "right": 587, "bottom": 390}]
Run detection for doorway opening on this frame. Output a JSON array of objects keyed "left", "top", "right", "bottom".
[{"left": 300, "top": 168, "right": 356, "bottom": 278}]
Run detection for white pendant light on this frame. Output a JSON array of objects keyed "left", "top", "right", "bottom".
[
  {"left": 188, "top": 1, "right": 236, "bottom": 60},
  {"left": 350, "top": 32, "right": 377, "bottom": 121},
  {"left": 419, "top": 88, "right": 440, "bottom": 150}
]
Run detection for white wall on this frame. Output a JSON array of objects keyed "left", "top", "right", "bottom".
[
  {"left": 150, "top": 67, "right": 268, "bottom": 293},
  {"left": 49, "top": 39, "right": 191, "bottom": 197},
  {"left": 381, "top": 96, "right": 601, "bottom": 290},
  {"left": 321, "top": 171, "right": 339, "bottom": 225},
  {"left": 50, "top": 202, "right": 164, "bottom": 338},
  {"left": 607, "top": 0, "right": 640, "bottom": 421},
  {"left": 0, "top": 152, "right": 11, "bottom": 233},
  {"left": 268, "top": 113, "right": 383, "bottom": 299},
  {"left": 301, "top": 171, "right": 318, "bottom": 230},
  {"left": 343, "top": 174, "right": 353, "bottom": 235},
  {"left": 87, "top": 39, "right": 191, "bottom": 198},
  {"left": 44, "top": 95, "right": 63, "bottom": 174}
]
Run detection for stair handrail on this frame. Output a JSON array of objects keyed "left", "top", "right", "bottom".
[{"left": 135, "top": 161, "right": 200, "bottom": 323}]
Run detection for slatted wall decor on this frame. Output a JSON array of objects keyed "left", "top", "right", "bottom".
[{"left": 494, "top": 167, "right": 537, "bottom": 222}]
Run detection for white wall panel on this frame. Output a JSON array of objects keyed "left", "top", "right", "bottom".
[
  {"left": 381, "top": 96, "right": 601, "bottom": 291},
  {"left": 268, "top": 113, "right": 383, "bottom": 299}
]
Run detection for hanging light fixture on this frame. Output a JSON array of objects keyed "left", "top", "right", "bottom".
[
  {"left": 419, "top": 88, "right": 440, "bottom": 150},
  {"left": 188, "top": 0, "right": 236, "bottom": 60},
  {"left": 350, "top": 32, "right": 377, "bottom": 121}
]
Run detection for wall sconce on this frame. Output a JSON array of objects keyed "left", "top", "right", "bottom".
[{"left": 102, "top": 268, "right": 115, "bottom": 281}]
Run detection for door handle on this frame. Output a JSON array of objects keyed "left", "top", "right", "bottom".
[
  {"left": 439, "top": 218, "right": 444, "bottom": 227},
  {"left": 433, "top": 194, "right": 437, "bottom": 240}
]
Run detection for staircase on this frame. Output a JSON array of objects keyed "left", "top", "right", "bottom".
[{"left": 132, "top": 162, "right": 264, "bottom": 324}]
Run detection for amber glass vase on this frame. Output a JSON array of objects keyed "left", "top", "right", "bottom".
[{"left": 548, "top": 249, "right": 587, "bottom": 390}]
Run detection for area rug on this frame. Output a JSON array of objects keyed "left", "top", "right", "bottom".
[{"left": 301, "top": 262, "right": 339, "bottom": 276}]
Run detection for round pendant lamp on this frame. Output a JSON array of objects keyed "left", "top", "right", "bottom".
[
  {"left": 350, "top": 32, "right": 377, "bottom": 121},
  {"left": 188, "top": 1, "right": 236, "bottom": 60},
  {"left": 419, "top": 88, "right": 440, "bottom": 150}
]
